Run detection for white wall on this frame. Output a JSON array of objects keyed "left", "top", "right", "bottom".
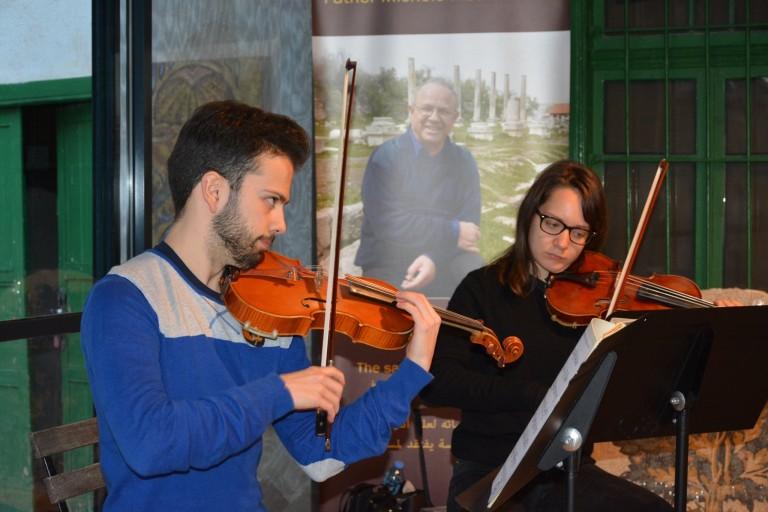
[{"left": 0, "top": 0, "right": 91, "bottom": 85}]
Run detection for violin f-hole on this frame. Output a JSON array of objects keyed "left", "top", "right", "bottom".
[{"left": 303, "top": 297, "right": 324, "bottom": 309}]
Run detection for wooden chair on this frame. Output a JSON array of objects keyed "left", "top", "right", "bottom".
[{"left": 30, "top": 417, "right": 105, "bottom": 512}]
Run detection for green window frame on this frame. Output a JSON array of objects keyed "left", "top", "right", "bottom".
[{"left": 570, "top": 0, "right": 768, "bottom": 289}]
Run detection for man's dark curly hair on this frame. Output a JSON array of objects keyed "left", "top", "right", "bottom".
[{"left": 167, "top": 100, "right": 310, "bottom": 216}]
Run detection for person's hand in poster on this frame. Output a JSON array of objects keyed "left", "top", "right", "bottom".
[
  {"left": 457, "top": 221, "right": 481, "bottom": 253},
  {"left": 401, "top": 254, "right": 436, "bottom": 290}
]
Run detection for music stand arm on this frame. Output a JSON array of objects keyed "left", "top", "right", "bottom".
[
  {"left": 670, "top": 391, "right": 689, "bottom": 512},
  {"left": 563, "top": 432, "right": 582, "bottom": 512},
  {"left": 536, "top": 352, "right": 617, "bottom": 512}
]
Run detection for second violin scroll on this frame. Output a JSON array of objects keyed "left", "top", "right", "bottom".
[{"left": 221, "top": 251, "right": 524, "bottom": 367}]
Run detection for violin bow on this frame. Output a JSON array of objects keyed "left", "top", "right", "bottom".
[
  {"left": 315, "top": 59, "right": 358, "bottom": 449},
  {"left": 605, "top": 159, "right": 669, "bottom": 320}
]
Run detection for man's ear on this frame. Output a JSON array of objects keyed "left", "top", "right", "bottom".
[{"left": 199, "top": 170, "right": 229, "bottom": 213}]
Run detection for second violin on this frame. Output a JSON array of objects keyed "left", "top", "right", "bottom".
[{"left": 545, "top": 250, "right": 713, "bottom": 328}]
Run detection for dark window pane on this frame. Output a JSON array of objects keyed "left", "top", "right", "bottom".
[
  {"left": 670, "top": 0, "right": 691, "bottom": 27},
  {"left": 631, "top": 161, "right": 669, "bottom": 276},
  {"left": 605, "top": 0, "right": 625, "bottom": 30},
  {"left": 735, "top": 0, "right": 747, "bottom": 23},
  {"left": 630, "top": 0, "right": 666, "bottom": 28},
  {"left": 669, "top": 163, "right": 696, "bottom": 278},
  {"left": 726, "top": 78, "right": 767, "bottom": 155},
  {"left": 753, "top": 77, "right": 768, "bottom": 154},
  {"left": 754, "top": 2, "right": 768, "bottom": 23},
  {"left": 603, "top": 161, "right": 670, "bottom": 277},
  {"left": 695, "top": 1, "right": 707, "bottom": 26},
  {"left": 603, "top": 162, "right": 628, "bottom": 259},
  {"left": 724, "top": 164, "right": 748, "bottom": 287},
  {"left": 670, "top": 80, "right": 696, "bottom": 154},
  {"left": 605, "top": 0, "right": 666, "bottom": 30},
  {"left": 726, "top": 79, "right": 746, "bottom": 155},
  {"left": 709, "top": 0, "right": 730, "bottom": 25},
  {"left": 710, "top": 0, "right": 745, "bottom": 25},
  {"left": 629, "top": 81, "right": 665, "bottom": 154},
  {"left": 604, "top": 81, "right": 626, "bottom": 154},
  {"left": 753, "top": 164, "right": 768, "bottom": 290},
  {"left": 23, "top": 106, "right": 60, "bottom": 319}
]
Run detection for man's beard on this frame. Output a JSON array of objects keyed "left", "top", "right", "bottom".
[{"left": 212, "top": 193, "right": 271, "bottom": 270}]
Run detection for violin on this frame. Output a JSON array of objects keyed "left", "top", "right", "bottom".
[
  {"left": 545, "top": 250, "right": 714, "bottom": 328},
  {"left": 221, "top": 251, "right": 524, "bottom": 367},
  {"left": 543, "top": 159, "right": 715, "bottom": 327}
]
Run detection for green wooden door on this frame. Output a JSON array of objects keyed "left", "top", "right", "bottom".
[
  {"left": 0, "top": 108, "right": 32, "bottom": 511},
  {"left": 572, "top": 1, "right": 768, "bottom": 290},
  {"left": 57, "top": 102, "right": 94, "bottom": 511},
  {"left": 708, "top": 68, "right": 768, "bottom": 289}
]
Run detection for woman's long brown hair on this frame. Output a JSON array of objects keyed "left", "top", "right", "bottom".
[{"left": 492, "top": 160, "right": 607, "bottom": 296}]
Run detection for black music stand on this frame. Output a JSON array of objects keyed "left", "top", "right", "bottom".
[
  {"left": 457, "top": 305, "right": 768, "bottom": 512},
  {"left": 536, "top": 352, "right": 617, "bottom": 512}
]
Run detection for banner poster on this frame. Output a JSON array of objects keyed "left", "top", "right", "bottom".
[{"left": 312, "top": 1, "right": 569, "bottom": 509}]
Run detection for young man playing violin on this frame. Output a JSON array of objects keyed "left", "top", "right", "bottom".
[
  {"left": 421, "top": 160, "right": 738, "bottom": 512},
  {"left": 81, "top": 100, "right": 440, "bottom": 511}
]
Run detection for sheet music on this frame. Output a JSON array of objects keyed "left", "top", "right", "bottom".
[{"left": 488, "top": 317, "right": 625, "bottom": 508}]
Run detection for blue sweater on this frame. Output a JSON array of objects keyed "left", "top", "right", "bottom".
[
  {"left": 354, "top": 130, "right": 481, "bottom": 282},
  {"left": 81, "top": 243, "right": 432, "bottom": 511}
]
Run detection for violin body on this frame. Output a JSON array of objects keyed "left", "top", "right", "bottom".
[
  {"left": 222, "top": 251, "right": 413, "bottom": 349},
  {"left": 221, "top": 251, "right": 523, "bottom": 366},
  {"left": 545, "top": 250, "right": 705, "bottom": 328}
]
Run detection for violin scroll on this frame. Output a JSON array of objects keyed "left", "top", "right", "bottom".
[
  {"left": 502, "top": 335, "right": 524, "bottom": 361},
  {"left": 469, "top": 328, "right": 524, "bottom": 368}
]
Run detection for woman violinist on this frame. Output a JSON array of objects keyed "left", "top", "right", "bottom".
[{"left": 421, "top": 160, "right": 677, "bottom": 511}]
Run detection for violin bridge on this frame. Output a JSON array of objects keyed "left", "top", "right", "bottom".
[{"left": 314, "top": 268, "right": 325, "bottom": 291}]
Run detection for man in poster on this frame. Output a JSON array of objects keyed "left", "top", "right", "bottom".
[{"left": 355, "top": 78, "right": 484, "bottom": 298}]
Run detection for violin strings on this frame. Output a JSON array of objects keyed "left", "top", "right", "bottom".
[
  {"left": 590, "top": 272, "right": 713, "bottom": 308},
  {"left": 238, "top": 270, "right": 287, "bottom": 279},
  {"left": 346, "top": 276, "right": 485, "bottom": 331},
  {"left": 620, "top": 275, "right": 714, "bottom": 307},
  {"left": 606, "top": 277, "right": 711, "bottom": 308},
  {"left": 588, "top": 274, "right": 681, "bottom": 304}
]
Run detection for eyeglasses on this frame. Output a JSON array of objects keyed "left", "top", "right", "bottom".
[
  {"left": 535, "top": 210, "right": 595, "bottom": 246},
  {"left": 413, "top": 105, "right": 457, "bottom": 119}
]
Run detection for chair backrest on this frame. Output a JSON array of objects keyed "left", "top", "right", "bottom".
[{"left": 30, "top": 417, "right": 105, "bottom": 510}]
